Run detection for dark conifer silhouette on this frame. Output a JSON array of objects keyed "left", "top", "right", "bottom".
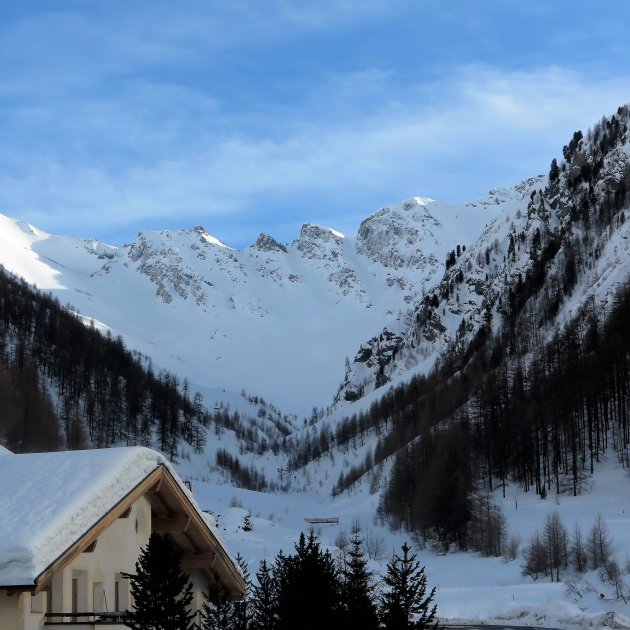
[
  {"left": 380, "top": 543, "right": 438, "bottom": 630},
  {"left": 275, "top": 532, "right": 342, "bottom": 630},
  {"left": 231, "top": 553, "right": 251, "bottom": 630},
  {"left": 340, "top": 523, "right": 379, "bottom": 630},
  {"left": 250, "top": 558, "right": 277, "bottom": 630},
  {"left": 123, "top": 533, "right": 195, "bottom": 630},
  {"left": 201, "top": 582, "right": 233, "bottom": 630}
]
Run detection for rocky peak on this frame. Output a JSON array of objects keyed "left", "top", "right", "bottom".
[
  {"left": 295, "top": 223, "right": 345, "bottom": 261},
  {"left": 297, "top": 223, "right": 344, "bottom": 244},
  {"left": 251, "top": 233, "right": 287, "bottom": 253},
  {"left": 356, "top": 198, "right": 441, "bottom": 270}
]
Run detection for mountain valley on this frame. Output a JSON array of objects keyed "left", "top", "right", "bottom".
[{"left": 2, "top": 104, "right": 630, "bottom": 627}]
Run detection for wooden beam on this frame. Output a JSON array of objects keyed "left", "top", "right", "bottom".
[
  {"left": 147, "top": 489, "right": 170, "bottom": 515},
  {"left": 147, "top": 478, "right": 162, "bottom": 493},
  {"left": 181, "top": 552, "right": 215, "bottom": 570},
  {"left": 157, "top": 471, "right": 246, "bottom": 598},
  {"left": 153, "top": 515, "right": 190, "bottom": 533}
]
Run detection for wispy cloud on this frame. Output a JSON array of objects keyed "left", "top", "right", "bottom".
[
  {"left": 1, "top": 2, "right": 629, "bottom": 247},
  {"left": 2, "top": 63, "right": 628, "bottom": 247}
]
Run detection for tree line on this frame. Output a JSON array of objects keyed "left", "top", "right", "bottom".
[
  {"left": 125, "top": 529, "right": 439, "bottom": 630},
  {"left": 0, "top": 266, "right": 208, "bottom": 456},
  {"left": 379, "top": 277, "right": 630, "bottom": 550},
  {"left": 0, "top": 266, "right": 290, "bottom": 489}
]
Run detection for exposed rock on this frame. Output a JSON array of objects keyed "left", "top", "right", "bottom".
[{"left": 252, "top": 233, "right": 287, "bottom": 253}]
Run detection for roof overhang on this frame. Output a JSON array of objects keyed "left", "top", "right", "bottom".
[{"left": 21, "top": 464, "right": 244, "bottom": 599}]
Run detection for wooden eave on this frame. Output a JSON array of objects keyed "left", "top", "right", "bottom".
[{"left": 29, "top": 464, "right": 245, "bottom": 599}]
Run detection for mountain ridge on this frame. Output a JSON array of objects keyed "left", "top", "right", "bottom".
[
  {"left": 2, "top": 104, "right": 630, "bottom": 630},
  {"left": 0, "top": 194, "right": 499, "bottom": 414}
]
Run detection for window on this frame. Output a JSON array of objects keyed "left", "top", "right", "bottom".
[
  {"left": 114, "top": 573, "right": 129, "bottom": 612},
  {"left": 72, "top": 578, "right": 79, "bottom": 614},
  {"left": 93, "top": 582, "right": 105, "bottom": 613}
]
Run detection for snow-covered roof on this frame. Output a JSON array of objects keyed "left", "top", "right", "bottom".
[{"left": 0, "top": 447, "right": 233, "bottom": 587}]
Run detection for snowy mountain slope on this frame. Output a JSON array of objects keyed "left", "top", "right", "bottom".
[
  {"left": 335, "top": 178, "right": 544, "bottom": 403},
  {"left": 337, "top": 108, "right": 630, "bottom": 406},
  {"left": 266, "top": 108, "right": 630, "bottom": 622},
  {"left": 2, "top": 106, "right": 630, "bottom": 629},
  {"left": 0, "top": 198, "right": 498, "bottom": 414}
]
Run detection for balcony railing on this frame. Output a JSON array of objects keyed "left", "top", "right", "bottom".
[{"left": 44, "top": 611, "right": 127, "bottom": 625}]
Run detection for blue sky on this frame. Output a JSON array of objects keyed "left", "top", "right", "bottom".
[{"left": 1, "top": 1, "right": 630, "bottom": 248}]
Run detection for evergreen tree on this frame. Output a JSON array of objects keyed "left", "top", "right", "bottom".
[
  {"left": 200, "top": 553, "right": 252, "bottom": 630},
  {"left": 380, "top": 543, "right": 438, "bottom": 630},
  {"left": 340, "top": 524, "right": 379, "bottom": 630},
  {"left": 250, "top": 559, "right": 277, "bottom": 630},
  {"left": 123, "top": 533, "right": 195, "bottom": 630},
  {"left": 275, "top": 532, "right": 342, "bottom": 630},
  {"left": 549, "top": 158, "right": 560, "bottom": 182},
  {"left": 243, "top": 513, "right": 253, "bottom": 532},
  {"left": 201, "top": 582, "right": 233, "bottom": 630},
  {"left": 232, "top": 553, "right": 251, "bottom": 630}
]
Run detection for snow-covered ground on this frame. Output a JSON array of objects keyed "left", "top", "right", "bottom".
[{"left": 185, "top": 455, "right": 630, "bottom": 629}]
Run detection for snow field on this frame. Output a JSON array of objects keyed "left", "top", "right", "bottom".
[{"left": 187, "top": 455, "right": 630, "bottom": 629}]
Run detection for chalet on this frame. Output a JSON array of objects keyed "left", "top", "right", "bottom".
[{"left": 0, "top": 446, "right": 245, "bottom": 629}]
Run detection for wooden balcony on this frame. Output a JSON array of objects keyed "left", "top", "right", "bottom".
[{"left": 44, "top": 611, "right": 127, "bottom": 626}]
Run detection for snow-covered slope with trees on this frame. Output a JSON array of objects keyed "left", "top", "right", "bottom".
[{"left": 337, "top": 107, "right": 630, "bottom": 408}]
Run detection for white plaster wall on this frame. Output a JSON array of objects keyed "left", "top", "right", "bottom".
[
  {"left": 57, "top": 495, "right": 152, "bottom": 614},
  {"left": 0, "top": 590, "right": 22, "bottom": 628}
]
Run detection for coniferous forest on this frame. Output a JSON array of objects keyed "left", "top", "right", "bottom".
[
  {"left": 378, "top": 278, "right": 630, "bottom": 550},
  {"left": 375, "top": 110, "right": 630, "bottom": 550},
  {"left": 0, "top": 266, "right": 209, "bottom": 456}
]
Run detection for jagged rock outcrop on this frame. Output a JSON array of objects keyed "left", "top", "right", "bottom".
[{"left": 252, "top": 233, "right": 288, "bottom": 253}]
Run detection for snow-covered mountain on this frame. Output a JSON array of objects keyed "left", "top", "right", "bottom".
[
  {"left": 2, "top": 106, "right": 629, "bottom": 448},
  {"left": 0, "top": 197, "right": 498, "bottom": 414},
  {"left": 337, "top": 110, "right": 630, "bottom": 407},
  {"left": 335, "top": 179, "right": 545, "bottom": 403}
]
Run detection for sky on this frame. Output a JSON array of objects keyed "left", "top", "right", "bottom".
[{"left": 1, "top": 1, "right": 630, "bottom": 248}]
